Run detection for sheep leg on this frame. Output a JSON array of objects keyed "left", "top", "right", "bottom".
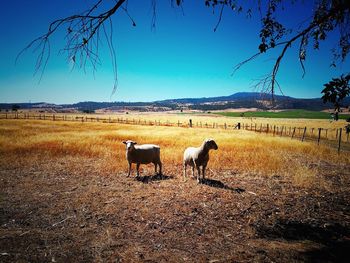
[
  {"left": 136, "top": 163, "right": 140, "bottom": 177},
  {"left": 196, "top": 166, "right": 201, "bottom": 183},
  {"left": 183, "top": 163, "right": 187, "bottom": 181},
  {"left": 158, "top": 161, "right": 162, "bottom": 175},
  {"left": 190, "top": 159, "right": 196, "bottom": 178},
  {"left": 127, "top": 162, "right": 132, "bottom": 177},
  {"left": 154, "top": 162, "right": 158, "bottom": 174},
  {"left": 202, "top": 165, "right": 207, "bottom": 180}
]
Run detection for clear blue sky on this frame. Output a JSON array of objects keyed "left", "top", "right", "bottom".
[{"left": 0, "top": 0, "right": 349, "bottom": 103}]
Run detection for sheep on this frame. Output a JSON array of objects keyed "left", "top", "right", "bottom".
[
  {"left": 183, "top": 138, "right": 218, "bottom": 183},
  {"left": 122, "top": 140, "right": 162, "bottom": 177}
]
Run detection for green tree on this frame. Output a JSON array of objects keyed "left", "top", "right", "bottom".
[
  {"left": 11, "top": 104, "right": 20, "bottom": 112},
  {"left": 321, "top": 73, "right": 350, "bottom": 111}
]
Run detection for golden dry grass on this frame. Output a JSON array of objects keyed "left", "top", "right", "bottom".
[
  {"left": 1, "top": 119, "right": 349, "bottom": 188},
  {"left": 3, "top": 111, "right": 348, "bottom": 142},
  {"left": 3, "top": 111, "right": 348, "bottom": 129}
]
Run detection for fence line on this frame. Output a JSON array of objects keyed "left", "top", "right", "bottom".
[{"left": 1, "top": 112, "right": 349, "bottom": 152}]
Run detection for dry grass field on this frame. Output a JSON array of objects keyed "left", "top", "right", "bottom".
[
  {"left": 5, "top": 111, "right": 349, "bottom": 130},
  {"left": 1, "top": 119, "right": 350, "bottom": 262}
]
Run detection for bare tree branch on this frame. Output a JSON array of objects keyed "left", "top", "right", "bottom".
[
  {"left": 234, "top": 2, "right": 350, "bottom": 100},
  {"left": 214, "top": 4, "right": 225, "bottom": 32},
  {"left": 17, "top": 0, "right": 127, "bottom": 87},
  {"left": 151, "top": 0, "right": 157, "bottom": 31}
]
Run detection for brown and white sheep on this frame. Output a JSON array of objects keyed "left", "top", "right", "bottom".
[
  {"left": 183, "top": 138, "right": 218, "bottom": 183},
  {"left": 123, "top": 140, "right": 162, "bottom": 177}
]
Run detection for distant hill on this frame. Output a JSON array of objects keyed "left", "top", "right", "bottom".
[
  {"left": 156, "top": 92, "right": 349, "bottom": 111},
  {"left": 158, "top": 92, "right": 287, "bottom": 104},
  {"left": 1, "top": 92, "right": 349, "bottom": 112}
]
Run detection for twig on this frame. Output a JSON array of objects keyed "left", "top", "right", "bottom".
[
  {"left": 104, "top": 198, "right": 117, "bottom": 204},
  {"left": 213, "top": 4, "right": 225, "bottom": 32},
  {"left": 246, "top": 191, "right": 257, "bottom": 196},
  {"left": 19, "top": 230, "right": 31, "bottom": 236},
  {"left": 52, "top": 216, "right": 74, "bottom": 227}
]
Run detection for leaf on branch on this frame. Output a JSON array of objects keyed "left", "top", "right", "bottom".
[
  {"left": 321, "top": 73, "right": 350, "bottom": 110},
  {"left": 259, "top": 43, "right": 268, "bottom": 53}
]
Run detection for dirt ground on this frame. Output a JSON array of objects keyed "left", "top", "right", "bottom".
[{"left": 1, "top": 154, "right": 349, "bottom": 263}]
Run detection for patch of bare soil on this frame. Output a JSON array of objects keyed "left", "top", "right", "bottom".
[{"left": 1, "top": 157, "right": 349, "bottom": 262}]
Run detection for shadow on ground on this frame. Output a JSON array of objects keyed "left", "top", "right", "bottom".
[
  {"left": 256, "top": 219, "right": 350, "bottom": 262},
  {"left": 136, "top": 173, "right": 173, "bottom": 184},
  {"left": 200, "top": 178, "right": 245, "bottom": 193}
]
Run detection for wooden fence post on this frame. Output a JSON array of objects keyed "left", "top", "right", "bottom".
[
  {"left": 301, "top": 127, "right": 307, "bottom": 142},
  {"left": 338, "top": 128, "right": 342, "bottom": 153},
  {"left": 336, "top": 129, "right": 338, "bottom": 140},
  {"left": 317, "top": 128, "right": 322, "bottom": 145},
  {"left": 291, "top": 127, "right": 296, "bottom": 139}
]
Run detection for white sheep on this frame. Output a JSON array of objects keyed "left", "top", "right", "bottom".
[
  {"left": 183, "top": 138, "right": 218, "bottom": 183},
  {"left": 122, "top": 140, "right": 162, "bottom": 177}
]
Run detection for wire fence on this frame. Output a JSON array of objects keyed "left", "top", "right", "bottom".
[{"left": 1, "top": 112, "right": 349, "bottom": 153}]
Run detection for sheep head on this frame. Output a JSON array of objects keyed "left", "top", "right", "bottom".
[
  {"left": 122, "top": 140, "right": 137, "bottom": 151},
  {"left": 205, "top": 138, "right": 218, "bottom": 150}
]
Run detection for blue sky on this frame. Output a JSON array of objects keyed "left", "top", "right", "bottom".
[{"left": 0, "top": 0, "right": 349, "bottom": 103}]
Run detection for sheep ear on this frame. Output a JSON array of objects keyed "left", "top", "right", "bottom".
[
  {"left": 133, "top": 142, "right": 137, "bottom": 145},
  {"left": 122, "top": 141, "right": 127, "bottom": 144}
]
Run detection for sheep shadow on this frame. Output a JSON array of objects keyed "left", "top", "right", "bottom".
[
  {"left": 200, "top": 178, "right": 245, "bottom": 193},
  {"left": 136, "top": 173, "right": 173, "bottom": 184},
  {"left": 256, "top": 219, "right": 350, "bottom": 262}
]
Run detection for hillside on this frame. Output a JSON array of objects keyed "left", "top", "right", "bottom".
[{"left": 1, "top": 92, "right": 349, "bottom": 112}]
